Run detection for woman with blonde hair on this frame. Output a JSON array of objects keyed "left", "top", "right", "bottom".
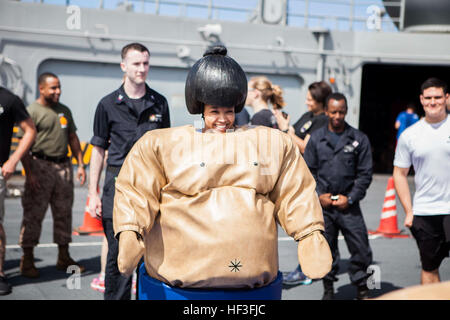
[{"left": 246, "top": 76, "right": 287, "bottom": 129}]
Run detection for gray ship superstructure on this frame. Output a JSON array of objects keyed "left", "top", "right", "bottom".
[{"left": 1, "top": 0, "right": 449, "bottom": 172}]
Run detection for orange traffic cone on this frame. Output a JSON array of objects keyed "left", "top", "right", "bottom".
[
  {"left": 369, "top": 177, "right": 409, "bottom": 238},
  {"left": 73, "top": 193, "right": 104, "bottom": 236}
]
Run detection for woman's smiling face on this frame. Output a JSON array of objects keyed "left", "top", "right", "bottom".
[{"left": 203, "top": 105, "right": 235, "bottom": 133}]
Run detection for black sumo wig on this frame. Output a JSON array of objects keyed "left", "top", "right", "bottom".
[{"left": 185, "top": 45, "right": 248, "bottom": 114}]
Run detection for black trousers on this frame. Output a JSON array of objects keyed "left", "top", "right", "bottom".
[
  {"left": 102, "top": 169, "right": 132, "bottom": 300},
  {"left": 322, "top": 203, "right": 373, "bottom": 286}
]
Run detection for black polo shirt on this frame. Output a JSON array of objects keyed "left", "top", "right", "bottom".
[
  {"left": 90, "top": 84, "right": 170, "bottom": 167},
  {"left": 0, "top": 87, "right": 30, "bottom": 166},
  {"left": 234, "top": 107, "right": 250, "bottom": 126},
  {"left": 292, "top": 111, "right": 328, "bottom": 140},
  {"left": 250, "top": 109, "right": 278, "bottom": 129}
]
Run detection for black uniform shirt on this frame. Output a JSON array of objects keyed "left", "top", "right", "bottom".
[
  {"left": 250, "top": 109, "right": 278, "bottom": 129},
  {"left": 292, "top": 111, "right": 328, "bottom": 140},
  {"left": 0, "top": 87, "right": 30, "bottom": 166},
  {"left": 327, "top": 130, "right": 343, "bottom": 149},
  {"left": 90, "top": 84, "right": 170, "bottom": 167},
  {"left": 304, "top": 123, "right": 373, "bottom": 203},
  {"left": 235, "top": 107, "right": 250, "bottom": 126}
]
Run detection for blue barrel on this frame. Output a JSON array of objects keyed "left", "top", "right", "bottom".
[{"left": 138, "top": 263, "right": 282, "bottom": 300}]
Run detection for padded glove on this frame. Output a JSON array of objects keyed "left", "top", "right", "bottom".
[
  {"left": 117, "top": 231, "right": 145, "bottom": 277},
  {"left": 297, "top": 230, "right": 332, "bottom": 279}
]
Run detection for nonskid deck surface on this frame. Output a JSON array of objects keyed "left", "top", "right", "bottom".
[{"left": 1, "top": 174, "right": 449, "bottom": 300}]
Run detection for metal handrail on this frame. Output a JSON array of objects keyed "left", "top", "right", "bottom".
[
  {"left": 135, "top": 0, "right": 254, "bottom": 12},
  {"left": 4, "top": 24, "right": 450, "bottom": 64},
  {"left": 23, "top": 0, "right": 403, "bottom": 32}
]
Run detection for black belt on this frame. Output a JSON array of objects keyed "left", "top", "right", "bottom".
[
  {"left": 32, "top": 152, "right": 69, "bottom": 164},
  {"left": 106, "top": 165, "right": 121, "bottom": 175}
]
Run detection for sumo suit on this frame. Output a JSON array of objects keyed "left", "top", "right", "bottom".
[{"left": 113, "top": 46, "right": 332, "bottom": 299}]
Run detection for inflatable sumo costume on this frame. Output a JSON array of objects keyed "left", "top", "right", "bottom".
[{"left": 113, "top": 46, "right": 332, "bottom": 300}]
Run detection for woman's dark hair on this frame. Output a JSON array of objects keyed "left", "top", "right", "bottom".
[
  {"left": 308, "top": 81, "right": 332, "bottom": 107},
  {"left": 203, "top": 45, "right": 227, "bottom": 57}
]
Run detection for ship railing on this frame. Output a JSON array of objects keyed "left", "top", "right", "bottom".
[{"left": 26, "top": 0, "right": 404, "bottom": 32}]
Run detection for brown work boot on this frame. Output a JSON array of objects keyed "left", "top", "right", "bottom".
[
  {"left": 56, "top": 244, "right": 86, "bottom": 273},
  {"left": 20, "top": 248, "right": 40, "bottom": 278}
]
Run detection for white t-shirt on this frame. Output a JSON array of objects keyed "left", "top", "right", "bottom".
[{"left": 394, "top": 116, "right": 450, "bottom": 216}]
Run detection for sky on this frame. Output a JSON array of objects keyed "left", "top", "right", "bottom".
[{"left": 19, "top": 0, "right": 397, "bottom": 32}]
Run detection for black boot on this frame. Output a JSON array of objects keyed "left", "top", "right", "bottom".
[
  {"left": 322, "top": 279, "right": 334, "bottom": 300},
  {"left": 56, "top": 244, "right": 86, "bottom": 273},
  {"left": 20, "top": 247, "right": 40, "bottom": 278}
]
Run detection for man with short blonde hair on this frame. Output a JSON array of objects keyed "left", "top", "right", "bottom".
[{"left": 88, "top": 42, "right": 170, "bottom": 300}]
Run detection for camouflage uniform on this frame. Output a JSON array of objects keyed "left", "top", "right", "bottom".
[{"left": 19, "top": 156, "right": 73, "bottom": 248}]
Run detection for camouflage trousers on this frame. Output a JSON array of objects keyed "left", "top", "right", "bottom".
[{"left": 19, "top": 157, "right": 74, "bottom": 248}]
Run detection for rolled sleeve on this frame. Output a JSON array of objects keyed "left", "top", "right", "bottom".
[
  {"left": 90, "top": 135, "right": 109, "bottom": 150},
  {"left": 90, "top": 101, "right": 110, "bottom": 150}
]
